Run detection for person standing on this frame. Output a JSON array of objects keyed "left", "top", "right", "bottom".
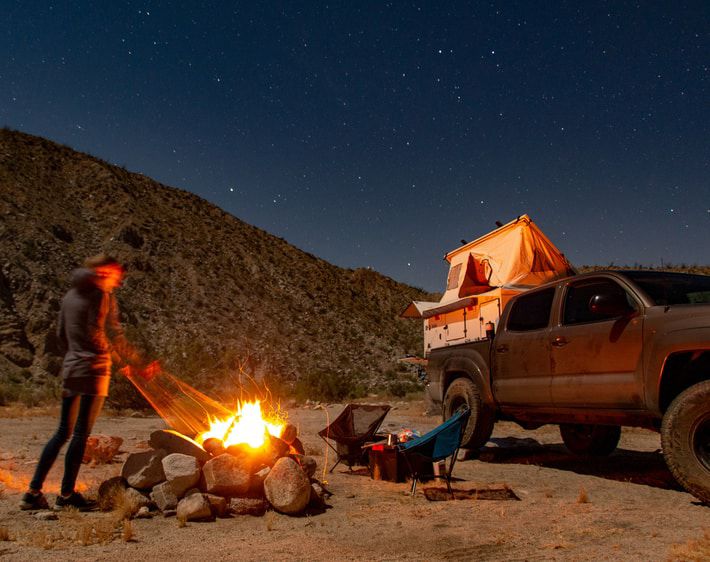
[{"left": 20, "top": 254, "right": 134, "bottom": 511}]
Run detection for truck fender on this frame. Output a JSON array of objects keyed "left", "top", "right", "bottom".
[
  {"left": 441, "top": 349, "right": 495, "bottom": 407},
  {"left": 648, "top": 327, "right": 710, "bottom": 412}
]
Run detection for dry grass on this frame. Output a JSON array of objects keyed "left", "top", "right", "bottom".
[
  {"left": 0, "top": 526, "right": 11, "bottom": 541},
  {"left": 177, "top": 516, "right": 187, "bottom": 528},
  {"left": 0, "top": 404, "right": 60, "bottom": 418},
  {"left": 667, "top": 530, "right": 710, "bottom": 561},
  {"left": 576, "top": 486, "right": 590, "bottom": 503},
  {"left": 121, "top": 519, "right": 134, "bottom": 542}
]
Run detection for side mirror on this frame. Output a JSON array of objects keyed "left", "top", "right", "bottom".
[{"left": 589, "top": 293, "right": 633, "bottom": 317}]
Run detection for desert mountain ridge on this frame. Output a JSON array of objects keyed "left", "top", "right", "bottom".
[{"left": 0, "top": 128, "right": 435, "bottom": 408}]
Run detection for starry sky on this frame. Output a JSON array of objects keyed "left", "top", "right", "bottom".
[{"left": 2, "top": 2, "right": 708, "bottom": 291}]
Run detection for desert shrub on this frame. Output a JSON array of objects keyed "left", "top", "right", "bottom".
[{"left": 295, "top": 371, "right": 367, "bottom": 403}]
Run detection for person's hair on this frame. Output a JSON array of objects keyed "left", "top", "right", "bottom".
[{"left": 83, "top": 254, "right": 123, "bottom": 270}]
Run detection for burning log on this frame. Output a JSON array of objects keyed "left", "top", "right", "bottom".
[{"left": 202, "top": 437, "right": 226, "bottom": 457}]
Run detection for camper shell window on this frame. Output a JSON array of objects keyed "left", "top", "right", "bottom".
[{"left": 446, "top": 263, "right": 462, "bottom": 290}]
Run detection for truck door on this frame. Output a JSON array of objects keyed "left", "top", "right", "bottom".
[
  {"left": 549, "top": 277, "right": 644, "bottom": 408},
  {"left": 493, "top": 287, "right": 555, "bottom": 405}
]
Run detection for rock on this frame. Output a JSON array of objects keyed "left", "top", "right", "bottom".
[
  {"left": 176, "top": 493, "right": 213, "bottom": 522},
  {"left": 204, "top": 494, "right": 228, "bottom": 517},
  {"left": 123, "top": 487, "right": 151, "bottom": 516},
  {"left": 121, "top": 449, "right": 167, "bottom": 489},
  {"left": 163, "top": 509, "right": 177, "bottom": 518},
  {"left": 202, "top": 453, "right": 250, "bottom": 497},
  {"left": 98, "top": 476, "right": 128, "bottom": 511},
  {"left": 149, "top": 429, "right": 211, "bottom": 463},
  {"left": 248, "top": 466, "right": 271, "bottom": 494},
  {"left": 150, "top": 481, "right": 178, "bottom": 512},
  {"left": 184, "top": 488, "right": 201, "bottom": 497},
  {"left": 162, "top": 453, "right": 201, "bottom": 497},
  {"left": 35, "top": 511, "right": 57, "bottom": 521},
  {"left": 309, "top": 480, "right": 333, "bottom": 508},
  {"left": 82, "top": 434, "right": 123, "bottom": 464},
  {"left": 229, "top": 497, "right": 268, "bottom": 516},
  {"left": 135, "top": 506, "right": 152, "bottom": 519},
  {"left": 290, "top": 454, "right": 317, "bottom": 478},
  {"left": 263, "top": 457, "right": 312, "bottom": 515}
]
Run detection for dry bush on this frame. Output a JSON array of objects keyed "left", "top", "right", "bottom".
[
  {"left": 177, "top": 516, "right": 187, "bottom": 528},
  {"left": 668, "top": 530, "right": 710, "bottom": 561},
  {"left": 576, "top": 486, "right": 590, "bottom": 504},
  {"left": 0, "top": 526, "right": 11, "bottom": 541},
  {"left": 111, "top": 488, "right": 136, "bottom": 520},
  {"left": 121, "top": 519, "right": 134, "bottom": 542}
]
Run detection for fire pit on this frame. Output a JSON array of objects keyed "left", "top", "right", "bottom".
[{"left": 101, "top": 399, "right": 327, "bottom": 522}]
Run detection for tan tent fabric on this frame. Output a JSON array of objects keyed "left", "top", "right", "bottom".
[{"left": 440, "top": 215, "right": 575, "bottom": 306}]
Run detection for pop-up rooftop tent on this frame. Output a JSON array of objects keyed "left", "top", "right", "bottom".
[{"left": 402, "top": 215, "right": 575, "bottom": 350}]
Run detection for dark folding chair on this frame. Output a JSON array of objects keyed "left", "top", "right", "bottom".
[
  {"left": 318, "top": 403, "right": 391, "bottom": 472},
  {"left": 397, "top": 406, "right": 471, "bottom": 497}
]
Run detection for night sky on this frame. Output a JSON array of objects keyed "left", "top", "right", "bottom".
[{"left": 2, "top": 2, "right": 708, "bottom": 291}]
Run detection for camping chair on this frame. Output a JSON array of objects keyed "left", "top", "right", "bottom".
[
  {"left": 318, "top": 403, "right": 391, "bottom": 472},
  {"left": 397, "top": 406, "right": 471, "bottom": 497}
]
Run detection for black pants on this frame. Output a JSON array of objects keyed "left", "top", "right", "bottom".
[{"left": 29, "top": 394, "right": 105, "bottom": 496}]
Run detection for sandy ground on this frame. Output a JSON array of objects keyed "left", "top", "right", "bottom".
[{"left": 0, "top": 402, "right": 708, "bottom": 561}]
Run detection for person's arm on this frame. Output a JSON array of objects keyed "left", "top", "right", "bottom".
[{"left": 106, "top": 294, "right": 139, "bottom": 366}]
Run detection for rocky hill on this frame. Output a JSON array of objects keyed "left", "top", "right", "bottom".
[{"left": 0, "top": 129, "right": 435, "bottom": 408}]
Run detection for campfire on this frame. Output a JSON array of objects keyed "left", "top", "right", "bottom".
[
  {"left": 100, "top": 397, "right": 326, "bottom": 522},
  {"left": 196, "top": 400, "right": 286, "bottom": 449}
]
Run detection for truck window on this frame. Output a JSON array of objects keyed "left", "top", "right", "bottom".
[
  {"left": 506, "top": 288, "right": 555, "bottom": 331},
  {"left": 563, "top": 279, "right": 634, "bottom": 325}
]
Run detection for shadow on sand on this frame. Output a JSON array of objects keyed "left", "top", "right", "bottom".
[{"left": 470, "top": 436, "right": 682, "bottom": 492}]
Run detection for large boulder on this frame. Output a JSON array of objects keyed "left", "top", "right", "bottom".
[
  {"left": 149, "top": 429, "right": 211, "bottom": 463},
  {"left": 202, "top": 453, "right": 250, "bottom": 497},
  {"left": 162, "top": 453, "right": 201, "bottom": 497},
  {"left": 263, "top": 457, "right": 311, "bottom": 515},
  {"left": 121, "top": 449, "right": 167, "bottom": 489}
]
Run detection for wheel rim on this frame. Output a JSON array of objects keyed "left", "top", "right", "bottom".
[{"left": 692, "top": 413, "right": 710, "bottom": 472}]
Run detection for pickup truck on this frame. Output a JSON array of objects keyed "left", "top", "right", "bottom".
[{"left": 425, "top": 269, "right": 710, "bottom": 503}]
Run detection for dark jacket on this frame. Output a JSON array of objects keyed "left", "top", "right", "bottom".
[{"left": 57, "top": 268, "right": 128, "bottom": 396}]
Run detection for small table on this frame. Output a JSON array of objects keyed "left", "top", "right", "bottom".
[{"left": 364, "top": 441, "right": 407, "bottom": 483}]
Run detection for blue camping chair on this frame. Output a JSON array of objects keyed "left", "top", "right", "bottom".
[{"left": 397, "top": 407, "right": 471, "bottom": 496}]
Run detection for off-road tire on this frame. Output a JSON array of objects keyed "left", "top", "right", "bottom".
[
  {"left": 559, "top": 424, "right": 621, "bottom": 456},
  {"left": 443, "top": 377, "right": 494, "bottom": 449},
  {"left": 661, "top": 381, "right": 710, "bottom": 504}
]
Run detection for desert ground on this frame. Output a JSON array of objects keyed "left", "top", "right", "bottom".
[{"left": 0, "top": 402, "right": 708, "bottom": 561}]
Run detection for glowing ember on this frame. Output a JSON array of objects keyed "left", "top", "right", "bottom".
[{"left": 196, "top": 400, "right": 285, "bottom": 449}]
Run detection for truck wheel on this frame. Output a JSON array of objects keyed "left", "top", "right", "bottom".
[
  {"left": 443, "top": 377, "right": 494, "bottom": 449},
  {"left": 661, "top": 381, "right": 710, "bottom": 504},
  {"left": 559, "top": 424, "right": 620, "bottom": 456}
]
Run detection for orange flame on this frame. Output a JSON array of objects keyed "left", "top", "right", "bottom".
[{"left": 195, "top": 400, "right": 285, "bottom": 449}]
